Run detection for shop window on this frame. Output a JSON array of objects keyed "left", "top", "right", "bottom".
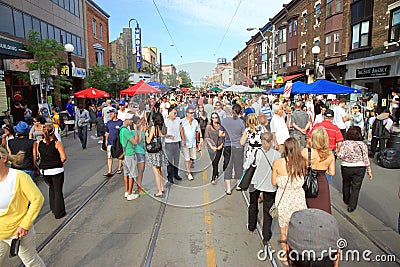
[
  {"left": 325, "top": 34, "right": 331, "bottom": 56},
  {"left": 352, "top": 21, "right": 370, "bottom": 49},
  {"left": 0, "top": 3, "right": 14, "bottom": 35},
  {"left": 23, "top": 14, "right": 32, "bottom": 39},
  {"left": 389, "top": 7, "right": 400, "bottom": 42},
  {"left": 333, "top": 33, "right": 340, "bottom": 55}
]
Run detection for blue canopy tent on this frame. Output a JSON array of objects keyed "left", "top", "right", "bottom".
[
  {"left": 269, "top": 81, "right": 308, "bottom": 94},
  {"left": 303, "top": 79, "right": 361, "bottom": 94},
  {"left": 147, "top": 81, "right": 169, "bottom": 88}
]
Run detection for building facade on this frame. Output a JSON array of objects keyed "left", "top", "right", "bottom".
[{"left": 85, "top": 0, "right": 110, "bottom": 68}]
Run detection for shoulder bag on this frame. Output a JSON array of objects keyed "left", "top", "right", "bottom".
[
  {"left": 145, "top": 126, "right": 162, "bottom": 153},
  {"left": 303, "top": 147, "right": 319, "bottom": 198},
  {"left": 237, "top": 149, "right": 259, "bottom": 191},
  {"left": 269, "top": 174, "right": 289, "bottom": 219}
]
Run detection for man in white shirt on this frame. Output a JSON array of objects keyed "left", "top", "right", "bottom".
[
  {"left": 270, "top": 105, "right": 290, "bottom": 153},
  {"left": 102, "top": 99, "right": 113, "bottom": 124},
  {"left": 333, "top": 98, "right": 349, "bottom": 138},
  {"left": 180, "top": 107, "right": 200, "bottom": 181},
  {"left": 117, "top": 100, "right": 129, "bottom": 121},
  {"left": 164, "top": 107, "right": 182, "bottom": 183}
]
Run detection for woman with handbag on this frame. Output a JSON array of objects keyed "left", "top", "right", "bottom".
[
  {"left": 301, "top": 127, "right": 335, "bottom": 214},
  {"left": 38, "top": 124, "right": 67, "bottom": 219},
  {"left": 337, "top": 126, "right": 372, "bottom": 212},
  {"left": 145, "top": 112, "right": 167, "bottom": 198},
  {"left": 204, "top": 112, "right": 224, "bottom": 184},
  {"left": 248, "top": 132, "right": 281, "bottom": 246},
  {"left": 272, "top": 138, "right": 307, "bottom": 264},
  {"left": 0, "top": 146, "right": 45, "bottom": 266}
]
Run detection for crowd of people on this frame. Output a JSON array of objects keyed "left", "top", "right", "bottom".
[{"left": 1, "top": 88, "right": 399, "bottom": 266}]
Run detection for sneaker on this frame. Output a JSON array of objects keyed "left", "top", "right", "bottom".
[
  {"left": 127, "top": 193, "right": 139, "bottom": 200},
  {"left": 124, "top": 192, "right": 129, "bottom": 198},
  {"left": 98, "top": 140, "right": 103, "bottom": 144},
  {"left": 188, "top": 173, "right": 194, "bottom": 181}
]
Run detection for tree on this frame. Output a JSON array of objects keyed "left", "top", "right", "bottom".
[
  {"left": 21, "top": 30, "right": 71, "bottom": 101},
  {"left": 178, "top": 70, "right": 193, "bottom": 88},
  {"left": 85, "top": 64, "right": 130, "bottom": 97},
  {"left": 164, "top": 73, "right": 178, "bottom": 87}
]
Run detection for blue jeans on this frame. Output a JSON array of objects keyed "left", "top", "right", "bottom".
[
  {"left": 23, "top": 170, "right": 35, "bottom": 180},
  {"left": 78, "top": 125, "right": 88, "bottom": 149}
]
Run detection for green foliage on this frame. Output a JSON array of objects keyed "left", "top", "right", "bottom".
[
  {"left": 164, "top": 73, "right": 178, "bottom": 87},
  {"left": 86, "top": 64, "right": 130, "bottom": 97},
  {"left": 178, "top": 70, "right": 193, "bottom": 88},
  {"left": 141, "top": 64, "right": 158, "bottom": 74}
]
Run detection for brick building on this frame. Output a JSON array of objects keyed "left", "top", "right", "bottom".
[{"left": 85, "top": 0, "right": 110, "bottom": 68}]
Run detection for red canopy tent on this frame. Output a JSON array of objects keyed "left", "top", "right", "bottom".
[
  {"left": 74, "top": 87, "right": 110, "bottom": 98},
  {"left": 120, "top": 80, "right": 161, "bottom": 96}
]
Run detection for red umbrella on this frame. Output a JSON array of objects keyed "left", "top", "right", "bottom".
[
  {"left": 120, "top": 80, "right": 161, "bottom": 96},
  {"left": 74, "top": 87, "right": 110, "bottom": 98}
]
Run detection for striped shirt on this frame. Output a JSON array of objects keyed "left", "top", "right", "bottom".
[
  {"left": 309, "top": 120, "right": 344, "bottom": 150},
  {"left": 261, "top": 106, "right": 272, "bottom": 121}
]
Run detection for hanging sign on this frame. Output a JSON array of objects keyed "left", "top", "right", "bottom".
[{"left": 135, "top": 27, "right": 142, "bottom": 69}]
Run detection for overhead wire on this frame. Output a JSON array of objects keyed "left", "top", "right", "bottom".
[
  {"left": 213, "top": 0, "right": 245, "bottom": 57},
  {"left": 152, "top": 0, "right": 184, "bottom": 62}
]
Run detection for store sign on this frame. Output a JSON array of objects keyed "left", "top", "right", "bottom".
[
  {"left": 135, "top": 27, "right": 142, "bottom": 69},
  {"left": 0, "top": 70, "right": 4, "bottom": 81},
  {"left": 276, "top": 76, "right": 284, "bottom": 84},
  {"left": 74, "top": 68, "right": 86, "bottom": 78},
  {"left": 356, "top": 65, "right": 391, "bottom": 78},
  {"left": 0, "top": 37, "right": 31, "bottom": 58}
]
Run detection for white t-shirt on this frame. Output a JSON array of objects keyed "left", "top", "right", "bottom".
[
  {"left": 164, "top": 117, "right": 182, "bottom": 143},
  {"left": 117, "top": 109, "right": 129, "bottom": 121},
  {"left": 392, "top": 95, "right": 399, "bottom": 108},
  {"left": 0, "top": 168, "right": 17, "bottom": 214},
  {"left": 333, "top": 106, "right": 346, "bottom": 130},
  {"left": 270, "top": 115, "right": 290, "bottom": 145},
  {"left": 102, "top": 106, "right": 113, "bottom": 123}
]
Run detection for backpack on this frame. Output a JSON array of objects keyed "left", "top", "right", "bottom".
[
  {"left": 110, "top": 127, "right": 125, "bottom": 159},
  {"left": 372, "top": 118, "right": 390, "bottom": 139}
]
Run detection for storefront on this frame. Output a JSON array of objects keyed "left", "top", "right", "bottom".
[{"left": 338, "top": 51, "right": 400, "bottom": 113}]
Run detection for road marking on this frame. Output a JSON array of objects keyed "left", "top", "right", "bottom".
[{"left": 203, "top": 155, "right": 216, "bottom": 267}]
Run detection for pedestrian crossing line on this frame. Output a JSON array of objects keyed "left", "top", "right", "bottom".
[{"left": 203, "top": 168, "right": 216, "bottom": 267}]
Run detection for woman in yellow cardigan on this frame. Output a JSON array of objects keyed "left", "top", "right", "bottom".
[{"left": 0, "top": 146, "right": 45, "bottom": 266}]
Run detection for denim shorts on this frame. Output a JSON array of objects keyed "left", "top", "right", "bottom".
[{"left": 136, "top": 153, "right": 146, "bottom": 163}]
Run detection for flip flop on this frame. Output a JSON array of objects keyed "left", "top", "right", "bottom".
[
  {"left": 103, "top": 172, "right": 113, "bottom": 177},
  {"left": 116, "top": 169, "right": 122, "bottom": 174}
]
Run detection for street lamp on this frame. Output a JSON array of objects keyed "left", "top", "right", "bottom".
[
  {"left": 64, "top": 43, "right": 74, "bottom": 94},
  {"left": 312, "top": 45, "right": 320, "bottom": 81},
  {"left": 247, "top": 25, "right": 276, "bottom": 88}
]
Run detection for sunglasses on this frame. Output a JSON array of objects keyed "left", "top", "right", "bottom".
[
  {"left": 211, "top": 116, "right": 218, "bottom": 119},
  {"left": 188, "top": 112, "right": 194, "bottom": 114}
]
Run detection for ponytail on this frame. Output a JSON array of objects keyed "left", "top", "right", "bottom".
[
  {"left": 43, "top": 124, "right": 56, "bottom": 145},
  {"left": 0, "top": 146, "right": 24, "bottom": 166}
]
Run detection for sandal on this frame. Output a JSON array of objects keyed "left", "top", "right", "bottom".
[
  {"left": 153, "top": 193, "right": 163, "bottom": 198},
  {"left": 116, "top": 169, "right": 122, "bottom": 174},
  {"left": 225, "top": 190, "right": 232, "bottom": 195},
  {"left": 103, "top": 172, "right": 113, "bottom": 177}
]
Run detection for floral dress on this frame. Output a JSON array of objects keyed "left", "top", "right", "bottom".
[
  {"left": 243, "top": 125, "right": 265, "bottom": 170},
  {"left": 276, "top": 175, "right": 307, "bottom": 228}
]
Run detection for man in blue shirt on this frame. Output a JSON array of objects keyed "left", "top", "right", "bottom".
[
  {"left": 65, "top": 98, "right": 74, "bottom": 131},
  {"left": 104, "top": 109, "right": 123, "bottom": 176}
]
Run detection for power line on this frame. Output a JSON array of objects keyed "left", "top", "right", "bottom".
[
  {"left": 152, "top": 0, "right": 184, "bottom": 62},
  {"left": 213, "top": 0, "right": 244, "bottom": 57}
]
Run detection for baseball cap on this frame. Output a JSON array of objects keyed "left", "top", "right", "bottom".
[
  {"left": 324, "top": 109, "right": 334, "bottom": 117},
  {"left": 119, "top": 100, "right": 125, "bottom": 105},
  {"left": 125, "top": 113, "right": 134, "bottom": 120},
  {"left": 287, "top": 209, "right": 340, "bottom": 255},
  {"left": 107, "top": 108, "right": 117, "bottom": 114}
]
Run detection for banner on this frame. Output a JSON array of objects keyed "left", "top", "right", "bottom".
[
  {"left": 135, "top": 27, "right": 142, "bottom": 69},
  {"left": 283, "top": 81, "right": 292, "bottom": 98}
]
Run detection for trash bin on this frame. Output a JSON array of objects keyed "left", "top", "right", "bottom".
[{"left": 387, "top": 132, "right": 400, "bottom": 151}]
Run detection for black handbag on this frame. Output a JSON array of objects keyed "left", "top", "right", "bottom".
[
  {"left": 145, "top": 127, "right": 162, "bottom": 153},
  {"left": 9, "top": 237, "right": 21, "bottom": 257},
  {"left": 303, "top": 147, "right": 319, "bottom": 198},
  {"left": 237, "top": 150, "right": 259, "bottom": 191}
]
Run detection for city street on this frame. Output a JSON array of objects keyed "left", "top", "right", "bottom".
[{"left": 3, "top": 132, "right": 400, "bottom": 266}]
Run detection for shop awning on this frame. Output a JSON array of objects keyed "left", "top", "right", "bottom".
[{"left": 283, "top": 73, "right": 304, "bottom": 82}]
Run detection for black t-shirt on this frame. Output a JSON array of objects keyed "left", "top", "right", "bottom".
[{"left": 8, "top": 137, "right": 35, "bottom": 170}]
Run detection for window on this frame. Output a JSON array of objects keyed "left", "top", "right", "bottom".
[
  {"left": 352, "top": 21, "right": 369, "bottom": 49},
  {"left": 96, "top": 50, "right": 104, "bottom": 66},
  {"left": 389, "top": 8, "right": 400, "bottom": 42},
  {"left": 316, "top": 3, "right": 321, "bottom": 16},
  {"left": 278, "top": 54, "right": 286, "bottom": 68},
  {"left": 71, "top": 35, "right": 77, "bottom": 55},
  {"left": 58, "top": 0, "right": 64, "bottom": 8},
  {"left": 303, "top": 13, "right": 307, "bottom": 29},
  {"left": 77, "top": 36, "right": 82, "bottom": 56},
  {"left": 70, "top": 0, "right": 75, "bottom": 14},
  {"left": 336, "top": 0, "right": 342, "bottom": 12},
  {"left": 0, "top": 3, "right": 14, "bottom": 35},
  {"left": 74, "top": 0, "right": 80, "bottom": 17},
  {"left": 279, "top": 28, "right": 286, "bottom": 43},
  {"left": 289, "top": 20, "right": 292, "bottom": 37},
  {"left": 92, "top": 19, "right": 97, "bottom": 38},
  {"left": 60, "top": 30, "right": 66, "bottom": 44},
  {"left": 40, "top": 21, "right": 48, "bottom": 39},
  {"left": 66, "top": 32, "right": 72, "bottom": 44},
  {"left": 293, "top": 19, "right": 297, "bottom": 36},
  {"left": 302, "top": 46, "right": 306, "bottom": 65},
  {"left": 327, "top": 0, "right": 333, "bottom": 17},
  {"left": 23, "top": 14, "right": 32, "bottom": 39},
  {"left": 32, "top": 18, "right": 41, "bottom": 36},
  {"left": 288, "top": 51, "right": 292, "bottom": 66},
  {"left": 64, "top": 0, "right": 70, "bottom": 13},
  {"left": 13, "top": 10, "right": 24, "bottom": 38},
  {"left": 333, "top": 33, "right": 340, "bottom": 55},
  {"left": 292, "top": 49, "right": 297, "bottom": 66},
  {"left": 54, "top": 27, "right": 60, "bottom": 42},
  {"left": 99, "top": 23, "right": 103, "bottom": 41},
  {"left": 315, "top": 39, "right": 320, "bottom": 46},
  {"left": 325, "top": 34, "right": 331, "bottom": 56},
  {"left": 47, "top": 25, "right": 54, "bottom": 39}
]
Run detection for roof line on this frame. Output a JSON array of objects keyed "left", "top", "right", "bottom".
[{"left": 86, "top": 0, "right": 110, "bottom": 18}]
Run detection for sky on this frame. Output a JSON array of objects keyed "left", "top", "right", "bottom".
[{"left": 95, "top": 0, "right": 287, "bottom": 80}]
